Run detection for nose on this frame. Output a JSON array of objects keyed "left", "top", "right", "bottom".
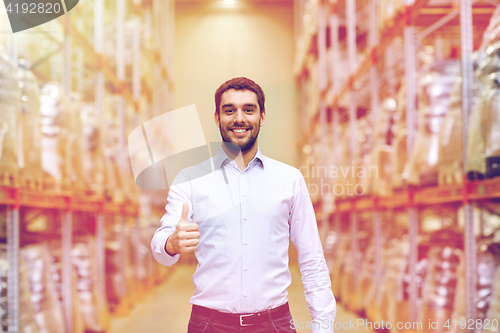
[{"left": 233, "top": 109, "right": 245, "bottom": 124}]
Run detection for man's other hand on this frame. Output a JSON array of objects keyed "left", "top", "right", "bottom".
[{"left": 166, "top": 202, "right": 200, "bottom": 255}]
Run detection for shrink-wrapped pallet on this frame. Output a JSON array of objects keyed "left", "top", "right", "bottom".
[
  {"left": 405, "top": 60, "right": 460, "bottom": 186},
  {"left": 102, "top": 94, "right": 129, "bottom": 202},
  {"left": 307, "top": 58, "right": 319, "bottom": 118},
  {"left": 397, "top": 255, "right": 428, "bottom": 333},
  {"left": 438, "top": 77, "right": 464, "bottom": 185},
  {"left": 338, "top": 245, "right": 355, "bottom": 309},
  {"left": 339, "top": 123, "right": 354, "bottom": 198},
  {"left": 378, "top": 238, "right": 410, "bottom": 332},
  {"left": 0, "top": 46, "right": 21, "bottom": 186},
  {"left": 467, "top": 45, "right": 500, "bottom": 179},
  {"left": 81, "top": 103, "right": 106, "bottom": 197},
  {"left": 105, "top": 217, "right": 125, "bottom": 312},
  {"left": 451, "top": 243, "right": 500, "bottom": 333},
  {"left": 71, "top": 237, "right": 110, "bottom": 332},
  {"left": 421, "top": 245, "right": 462, "bottom": 333},
  {"left": 20, "top": 244, "right": 64, "bottom": 333},
  {"left": 484, "top": 266, "right": 500, "bottom": 333},
  {"left": 391, "top": 83, "right": 407, "bottom": 188},
  {"left": 330, "top": 232, "right": 350, "bottom": 300},
  {"left": 67, "top": 93, "right": 85, "bottom": 193},
  {"left": 17, "top": 59, "right": 42, "bottom": 190},
  {"left": 370, "top": 98, "right": 397, "bottom": 196},
  {"left": 105, "top": 217, "right": 136, "bottom": 313},
  {"left": 358, "top": 243, "right": 375, "bottom": 314},
  {"left": 355, "top": 116, "right": 375, "bottom": 194},
  {"left": 123, "top": 222, "right": 139, "bottom": 305},
  {"left": 39, "top": 82, "right": 72, "bottom": 192},
  {"left": 1, "top": 244, "right": 39, "bottom": 332},
  {"left": 46, "top": 241, "right": 84, "bottom": 333}
]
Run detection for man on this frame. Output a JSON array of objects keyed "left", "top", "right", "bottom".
[{"left": 151, "top": 77, "right": 336, "bottom": 332}]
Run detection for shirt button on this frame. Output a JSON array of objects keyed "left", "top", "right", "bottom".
[
  {"left": 242, "top": 193, "right": 246, "bottom": 197},
  {"left": 244, "top": 267, "right": 248, "bottom": 271},
  {"left": 244, "top": 217, "right": 248, "bottom": 220},
  {"left": 244, "top": 293, "right": 248, "bottom": 297},
  {"left": 245, "top": 241, "right": 248, "bottom": 245}
]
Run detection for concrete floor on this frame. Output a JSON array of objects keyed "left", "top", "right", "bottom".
[{"left": 110, "top": 265, "right": 375, "bottom": 333}]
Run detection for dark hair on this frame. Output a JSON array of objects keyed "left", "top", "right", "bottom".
[{"left": 215, "top": 77, "right": 265, "bottom": 114}]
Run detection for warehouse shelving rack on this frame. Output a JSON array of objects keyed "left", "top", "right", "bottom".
[
  {"left": 1, "top": 1, "right": 174, "bottom": 332},
  {"left": 295, "top": 0, "right": 498, "bottom": 328}
]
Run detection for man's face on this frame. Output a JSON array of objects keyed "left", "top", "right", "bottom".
[{"left": 215, "top": 89, "right": 265, "bottom": 154}]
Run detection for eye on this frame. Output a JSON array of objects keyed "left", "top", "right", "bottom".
[{"left": 245, "top": 109, "right": 254, "bottom": 113}]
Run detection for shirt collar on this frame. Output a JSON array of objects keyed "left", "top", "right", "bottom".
[{"left": 213, "top": 145, "right": 266, "bottom": 170}]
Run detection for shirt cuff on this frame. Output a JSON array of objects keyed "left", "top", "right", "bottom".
[
  {"left": 165, "top": 235, "right": 178, "bottom": 256},
  {"left": 152, "top": 230, "right": 180, "bottom": 266}
]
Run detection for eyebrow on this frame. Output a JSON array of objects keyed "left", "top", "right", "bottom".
[{"left": 221, "top": 103, "right": 258, "bottom": 109}]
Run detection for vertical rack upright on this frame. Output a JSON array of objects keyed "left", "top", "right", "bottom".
[
  {"left": 94, "top": 0, "right": 107, "bottom": 306},
  {"left": 459, "top": 0, "right": 477, "bottom": 326}
]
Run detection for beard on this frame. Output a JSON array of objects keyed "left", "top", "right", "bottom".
[{"left": 220, "top": 121, "right": 260, "bottom": 155}]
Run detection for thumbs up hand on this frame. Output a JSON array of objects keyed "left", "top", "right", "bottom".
[{"left": 165, "top": 202, "right": 200, "bottom": 255}]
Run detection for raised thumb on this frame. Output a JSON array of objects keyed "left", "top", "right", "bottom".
[{"left": 181, "top": 202, "right": 190, "bottom": 222}]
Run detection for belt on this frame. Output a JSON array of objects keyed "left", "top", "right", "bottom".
[{"left": 192, "top": 303, "right": 290, "bottom": 327}]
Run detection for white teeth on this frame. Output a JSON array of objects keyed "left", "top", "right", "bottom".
[{"left": 233, "top": 129, "right": 247, "bottom": 133}]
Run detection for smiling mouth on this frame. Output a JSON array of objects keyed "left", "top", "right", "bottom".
[{"left": 230, "top": 128, "right": 249, "bottom": 134}]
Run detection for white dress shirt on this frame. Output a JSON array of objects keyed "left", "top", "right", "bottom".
[{"left": 151, "top": 147, "right": 336, "bottom": 332}]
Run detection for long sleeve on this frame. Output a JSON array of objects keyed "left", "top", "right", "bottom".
[
  {"left": 289, "top": 170, "right": 336, "bottom": 333},
  {"left": 151, "top": 172, "right": 192, "bottom": 267}
]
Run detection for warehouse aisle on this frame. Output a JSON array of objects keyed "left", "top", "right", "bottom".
[{"left": 110, "top": 265, "right": 375, "bottom": 333}]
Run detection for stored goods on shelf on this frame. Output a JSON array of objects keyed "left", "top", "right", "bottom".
[
  {"left": 20, "top": 244, "right": 64, "bottom": 333},
  {"left": 358, "top": 243, "right": 375, "bottom": 312},
  {"left": 405, "top": 60, "right": 460, "bottom": 186},
  {"left": 17, "top": 59, "right": 43, "bottom": 190},
  {"left": 40, "top": 82, "right": 73, "bottom": 192},
  {"left": 46, "top": 241, "right": 85, "bottom": 333},
  {"left": 306, "top": 58, "right": 319, "bottom": 118},
  {"left": 467, "top": 44, "right": 500, "bottom": 180},
  {"left": 378, "top": 237, "right": 410, "bottom": 332},
  {"left": 1, "top": 244, "right": 39, "bottom": 333},
  {"left": 391, "top": 82, "right": 407, "bottom": 188},
  {"left": 356, "top": 115, "right": 375, "bottom": 192},
  {"left": 421, "top": 242, "right": 462, "bottom": 333},
  {"left": 438, "top": 76, "right": 464, "bottom": 185},
  {"left": 369, "top": 98, "right": 397, "bottom": 196},
  {"left": 0, "top": 46, "right": 21, "bottom": 187},
  {"left": 451, "top": 241, "right": 500, "bottom": 333},
  {"left": 72, "top": 237, "right": 110, "bottom": 332},
  {"left": 81, "top": 103, "right": 106, "bottom": 197},
  {"left": 104, "top": 217, "right": 138, "bottom": 314},
  {"left": 485, "top": 266, "right": 500, "bottom": 333},
  {"left": 338, "top": 123, "right": 354, "bottom": 197},
  {"left": 123, "top": 221, "right": 139, "bottom": 306},
  {"left": 102, "top": 94, "right": 131, "bottom": 203},
  {"left": 68, "top": 93, "right": 86, "bottom": 194}
]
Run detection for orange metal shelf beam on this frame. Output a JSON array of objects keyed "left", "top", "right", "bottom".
[
  {"left": 0, "top": 186, "right": 139, "bottom": 217},
  {"left": 331, "top": 177, "right": 500, "bottom": 213}
]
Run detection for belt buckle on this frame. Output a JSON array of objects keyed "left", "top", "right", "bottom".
[{"left": 239, "top": 314, "right": 253, "bottom": 327}]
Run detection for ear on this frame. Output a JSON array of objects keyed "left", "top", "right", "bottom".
[
  {"left": 260, "top": 110, "right": 266, "bottom": 127},
  {"left": 214, "top": 110, "right": 220, "bottom": 128}
]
